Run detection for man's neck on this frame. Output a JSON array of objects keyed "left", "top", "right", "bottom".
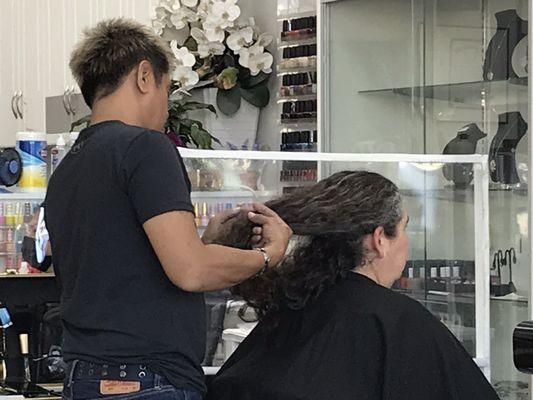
[{"left": 90, "top": 96, "right": 144, "bottom": 128}]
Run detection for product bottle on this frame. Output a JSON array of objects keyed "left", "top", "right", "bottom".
[
  {"left": 51, "top": 135, "right": 67, "bottom": 173},
  {"left": 68, "top": 131, "right": 80, "bottom": 150}
]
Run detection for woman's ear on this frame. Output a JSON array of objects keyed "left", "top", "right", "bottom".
[{"left": 371, "top": 226, "right": 387, "bottom": 259}]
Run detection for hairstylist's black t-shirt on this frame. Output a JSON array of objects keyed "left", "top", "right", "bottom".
[{"left": 44, "top": 120, "right": 205, "bottom": 393}]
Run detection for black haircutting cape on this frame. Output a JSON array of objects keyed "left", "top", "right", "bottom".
[{"left": 208, "top": 272, "right": 500, "bottom": 400}]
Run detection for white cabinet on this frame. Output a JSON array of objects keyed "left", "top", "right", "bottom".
[
  {"left": 20, "top": 0, "right": 46, "bottom": 133},
  {"left": 0, "top": 0, "right": 161, "bottom": 142},
  {"left": 0, "top": 0, "right": 20, "bottom": 147}
]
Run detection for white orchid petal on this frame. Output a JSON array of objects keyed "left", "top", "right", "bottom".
[
  {"left": 227, "top": 32, "right": 241, "bottom": 51},
  {"left": 227, "top": 5, "right": 240, "bottom": 21},
  {"left": 159, "top": 0, "right": 181, "bottom": 12},
  {"left": 170, "top": 13, "right": 187, "bottom": 29},
  {"left": 181, "top": 0, "right": 198, "bottom": 7},
  {"left": 197, "top": 44, "right": 210, "bottom": 58},
  {"left": 238, "top": 48, "right": 251, "bottom": 68},
  {"left": 257, "top": 33, "right": 273, "bottom": 47},
  {"left": 152, "top": 20, "right": 165, "bottom": 35},
  {"left": 191, "top": 27, "right": 208, "bottom": 44},
  {"left": 173, "top": 66, "right": 199, "bottom": 87},
  {"left": 205, "top": 26, "right": 225, "bottom": 42},
  {"left": 242, "top": 26, "right": 254, "bottom": 43}
]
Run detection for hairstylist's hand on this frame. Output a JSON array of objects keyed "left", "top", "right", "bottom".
[
  {"left": 248, "top": 203, "right": 292, "bottom": 267},
  {"left": 201, "top": 208, "right": 241, "bottom": 245}
]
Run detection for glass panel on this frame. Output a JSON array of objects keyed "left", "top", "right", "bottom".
[
  {"left": 182, "top": 153, "right": 488, "bottom": 369},
  {"left": 0, "top": 196, "right": 44, "bottom": 276},
  {"left": 324, "top": 0, "right": 529, "bottom": 396},
  {"left": 325, "top": 0, "right": 424, "bottom": 153}
]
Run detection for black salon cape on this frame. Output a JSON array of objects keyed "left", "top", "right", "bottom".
[{"left": 208, "top": 273, "right": 500, "bottom": 400}]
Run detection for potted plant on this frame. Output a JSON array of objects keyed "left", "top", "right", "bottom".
[{"left": 152, "top": 0, "right": 274, "bottom": 149}]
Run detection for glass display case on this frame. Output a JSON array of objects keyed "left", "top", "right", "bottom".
[
  {"left": 319, "top": 0, "right": 529, "bottom": 397},
  {"left": 0, "top": 149, "right": 491, "bottom": 378},
  {"left": 179, "top": 148, "right": 491, "bottom": 373}
]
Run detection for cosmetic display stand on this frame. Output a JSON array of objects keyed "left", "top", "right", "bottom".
[{"left": 276, "top": 0, "right": 319, "bottom": 193}]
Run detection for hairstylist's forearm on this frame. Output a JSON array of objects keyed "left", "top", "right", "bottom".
[
  {"left": 178, "top": 244, "right": 265, "bottom": 292},
  {"left": 144, "top": 210, "right": 268, "bottom": 292}
]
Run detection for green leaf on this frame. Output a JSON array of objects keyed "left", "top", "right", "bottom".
[
  {"left": 191, "top": 124, "right": 213, "bottom": 149},
  {"left": 217, "top": 87, "right": 241, "bottom": 116},
  {"left": 181, "top": 101, "right": 217, "bottom": 114},
  {"left": 241, "top": 85, "right": 270, "bottom": 108},
  {"left": 180, "top": 118, "right": 202, "bottom": 128},
  {"left": 215, "top": 67, "right": 239, "bottom": 90},
  {"left": 241, "top": 72, "right": 270, "bottom": 89}
]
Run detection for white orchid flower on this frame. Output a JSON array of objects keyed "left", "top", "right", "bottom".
[
  {"left": 152, "top": 6, "right": 172, "bottom": 34},
  {"left": 153, "top": 6, "right": 169, "bottom": 21},
  {"left": 248, "top": 52, "right": 273, "bottom": 76},
  {"left": 181, "top": 0, "right": 198, "bottom": 7},
  {"left": 198, "top": 42, "right": 226, "bottom": 58},
  {"left": 152, "top": 19, "right": 166, "bottom": 35},
  {"left": 170, "top": 41, "right": 196, "bottom": 67},
  {"left": 256, "top": 33, "right": 274, "bottom": 48},
  {"left": 211, "top": 0, "right": 241, "bottom": 29},
  {"left": 238, "top": 43, "right": 264, "bottom": 68},
  {"left": 197, "top": 0, "right": 211, "bottom": 20},
  {"left": 191, "top": 27, "right": 226, "bottom": 58},
  {"left": 227, "top": 27, "right": 253, "bottom": 52},
  {"left": 170, "top": 7, "right": 199, "bottom": 29},
  {"left": 159, "top": 0, "right": 181, "bottom": 13},
  {"left": 203, "top": 18, "right": 226, "bottom": 42},
  {"left": 173, "top": 66, "right": 200, "bottom": 87}
]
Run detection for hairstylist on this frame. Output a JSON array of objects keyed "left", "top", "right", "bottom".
[{"left": 43, "top": 18, "right": 292, "bottom": 400}]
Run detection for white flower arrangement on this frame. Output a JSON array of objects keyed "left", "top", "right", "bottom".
[{"left": 152, "top": 0, "right": 274, "bottom": 116}]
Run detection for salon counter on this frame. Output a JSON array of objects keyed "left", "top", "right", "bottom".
[{"left": 0, "top": 273, "right": 59, "bottom": 308}]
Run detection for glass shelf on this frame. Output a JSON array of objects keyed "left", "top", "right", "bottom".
[
  {"left": 191, "top": 190, "right": 277, "bottom": 200},
  {"left": 279, "top": 118, "right": 317, "bottom": 127},
  {"left": 358, "top": 77, "right": 527, "bottom": 105},
  {"left": 277, "top": 65, "right": 317, "bottom": 76},
  {"left": 278, "top": 36, "right": 317, "bottom": 48},
  {"left": 278, "top": 93, "right": 317, "bottom": 103},
  {"left": 0, "top": 273, "right": 55, "bottom": 279},
  {"left": 0, "top": 190, "right": 46, "bottom": 200},
  {"left": 277, "top": 10, "right": 316, "bottom": 21}
]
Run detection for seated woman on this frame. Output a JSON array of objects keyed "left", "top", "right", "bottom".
[{"left": 208, "top": 170, "right": 500, "bottom": 400}]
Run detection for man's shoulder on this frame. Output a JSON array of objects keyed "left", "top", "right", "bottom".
[
  {"left": 93, "top": 122, "right": 172, "bottom": 154},
  {"left": 97, "top": 121, "right": 152, "bottom": 143}
]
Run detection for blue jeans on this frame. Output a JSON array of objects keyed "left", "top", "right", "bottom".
[{"left": 62, "top": 360, "right": 203, "bottom": 400}]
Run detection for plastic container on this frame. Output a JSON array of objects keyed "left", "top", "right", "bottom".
[{"left": 16, "top": 132, "right": 47, "bottom": 190}]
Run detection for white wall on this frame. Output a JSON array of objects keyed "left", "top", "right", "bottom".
[{"left": 239, "top": 0, "right": 280, "bottom": 153}]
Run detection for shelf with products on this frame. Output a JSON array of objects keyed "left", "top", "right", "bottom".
[
  {"left": 358, "top": 77, "right": 527, "bottom": 105},
  {"left": 279, "top": 70, "right": 317, "bottom": 99},
  {"left": 279, "top": 57, "right": 317, "bottom": 72}
]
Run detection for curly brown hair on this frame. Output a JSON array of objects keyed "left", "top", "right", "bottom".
[{"left": 214, "top": 170, "right": 403, "bottom": 318}]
